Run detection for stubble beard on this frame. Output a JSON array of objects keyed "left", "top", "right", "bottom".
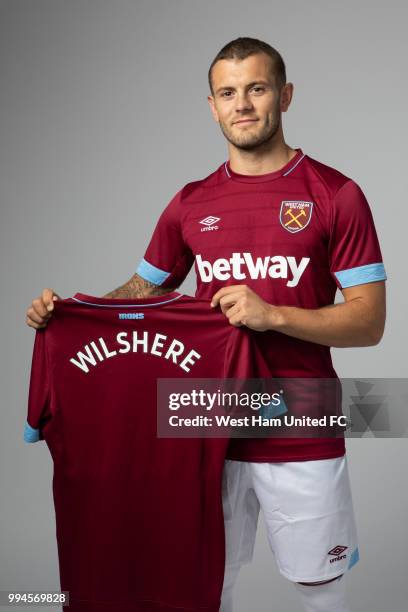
[{"left": 219, "top": 112, "right": 281, "bottom": 151}]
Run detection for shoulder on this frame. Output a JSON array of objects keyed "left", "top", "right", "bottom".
[
  {"left": 178, "top": 163, "right": 225, "bottom": 204},
  {"left": 304, "top": 154, "right": 354, "bottom": 198},
  {"left": 158, "top": 165, "right": 222, "bottom": 224}
]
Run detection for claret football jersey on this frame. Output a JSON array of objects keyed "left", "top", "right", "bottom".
[
  {"left": 136, "top": 148, "right": 387, "bottom": 462},
  {"left": 24, "top": 292, "right": 271, "bottom": 612}
]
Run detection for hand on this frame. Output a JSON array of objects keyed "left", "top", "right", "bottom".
[
  {"left": 210, "top": 285, "right": 280, "bottom": 331},
  {"left": 26, "top": 288, "right": 61, "bottom": 329}
]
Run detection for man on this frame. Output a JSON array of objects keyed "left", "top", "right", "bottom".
[{"left": 26, "top": 37, "right": 386, "bottom": 612}]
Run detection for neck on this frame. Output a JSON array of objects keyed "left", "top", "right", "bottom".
[{"left": 228, "top": 138, "right": 297, "bottom": 176}]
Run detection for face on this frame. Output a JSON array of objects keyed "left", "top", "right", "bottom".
[{"left": 208, "top": 53, "right": 292, "bottom": 151}]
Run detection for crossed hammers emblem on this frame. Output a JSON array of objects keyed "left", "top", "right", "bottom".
[{"left": 284, "top": 207, "right": 307, "bottom": 228}]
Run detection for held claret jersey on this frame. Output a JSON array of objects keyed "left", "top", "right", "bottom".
[
  {"left": 24, "top": 292, "right": 271, "bottom": 612},
  {"left": 136, "top": 148, "right": 387, "bottom": 462}
]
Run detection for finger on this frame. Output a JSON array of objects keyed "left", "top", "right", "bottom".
[
  {"left": 25, "top": 313, "right": 47, "bottom": 329},
  {"left": 42, "top": 288, "right": 60, "bottom": 312},
  {"left": 219, "top": 292, "right": 246, "bottom": 310},
  {"left": 224, "top": 302, "right": 241, "bottom": 321},
  {"left": 227, "top": 305, "right": 246, "bottom": 327},
  {"left": 26, "top": 305, "right": 50, "bottom": 325},
  {"left": 31, "top": 296, "right": 51, "bottom": 319},
  {"left": 210, "top": 285, "right": 247, "bottom": 307},
  {"left": 228, "top": 315, "right": 244, "bottom": 327}
]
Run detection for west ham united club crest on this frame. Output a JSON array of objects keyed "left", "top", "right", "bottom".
[{"left": 280, "top": 201, "right": 313, "bottom": 233}]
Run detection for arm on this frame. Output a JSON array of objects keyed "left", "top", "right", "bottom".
[
  {"left": 26, "top": 186, "right": 191, "bottom": 329},
  {"left": 26, "top": 274, "right": 177, "bottom": 330},
  {"left": 267, "top": 281, "right": 385, "bottom": 347},
  {"left": 210, "top": 281, "right": 386, "bottom": 348},
  {"left": 212, "top": 179, "right": 387, "bottom": 348},
  {"left": 103, "top": 273, "right": 176, "bottom": 299}
]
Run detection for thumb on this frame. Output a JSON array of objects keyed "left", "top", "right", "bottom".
[{"left": 47, "top": 295, "right": 60, "bottom": 311}]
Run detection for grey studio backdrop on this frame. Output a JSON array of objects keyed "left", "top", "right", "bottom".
[{"left": 1, "top": 1, "right": 407, "bottom": 611}]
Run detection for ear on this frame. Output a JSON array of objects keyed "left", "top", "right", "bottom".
[
  {"left": 280, "top": 83, "right": 294, "bottom": 112},
  {"left": 207, "top": 95, "right": 220, "bottom": 123}
]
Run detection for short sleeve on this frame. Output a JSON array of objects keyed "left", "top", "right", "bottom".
[
  {"left": 136, "top": 188, "right": 195, "bottom": 288},
  {"left": 329, "top": 180, "right": 387, "bottom": 289},
  {"left": 24, "top": 330, "right": 52, "bottom": 443}
]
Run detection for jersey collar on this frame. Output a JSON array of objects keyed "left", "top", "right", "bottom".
[
  {"left": 71, "top": 291, "right": 183, "bottom": 307},
  {"left": 223, "top": 148, "right": 305, "bottom": 183}
]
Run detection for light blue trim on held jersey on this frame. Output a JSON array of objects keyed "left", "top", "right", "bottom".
[
  {"left": 348, "top": 547, "right": 360, "bottom": 570},
  {"left": 334, "top": 263, "right": 387, "bottom": 288},
  {"left": 24, "top": 422, "right": 40, "bottom": 443},
  {"left": 136, "top": 258, "right": 170, "bottom": 286},
  {"left": 72, "top": 294, "right": 183, "bottom": 308}
]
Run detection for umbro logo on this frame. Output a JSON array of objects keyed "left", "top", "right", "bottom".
[
  {"left": 328, "top": 546, "right": 348, "bottom": 556},
  {"left": 328, "top": 545, "right": 348, "bottom": 563},
  {"left": 200, "top": 216, "right": 220, "bottom": 226},
  {"left": 199, "top": 216, "right": 220, "bottom": 232}
]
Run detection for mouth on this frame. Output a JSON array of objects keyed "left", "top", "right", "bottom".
[{"left": 233, "top": 119, "right": 258, "bottom": 125}]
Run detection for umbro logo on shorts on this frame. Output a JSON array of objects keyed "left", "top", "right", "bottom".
[
  {"left": 328, "top": 545, "right": 348, "bottom": 563},
  {"left": 199, "top": 216, "right": 220, "bottom": 232}
]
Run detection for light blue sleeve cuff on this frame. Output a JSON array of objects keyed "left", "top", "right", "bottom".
[
  {"left": 334, "top": 262, "right": 387, "bottom": 288},
  {"left": 24, "top": 422, "right": 40, "bottom": 443},
  {"left": 136, "top": 258, "right": 171, "bottom": 286}
]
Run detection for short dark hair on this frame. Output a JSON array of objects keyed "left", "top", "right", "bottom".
[{"left": 208, "top": 37, "right": 286, "bottom": 95}]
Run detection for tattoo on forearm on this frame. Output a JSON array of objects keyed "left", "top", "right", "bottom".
[{"left": 103, "top": 274, "right": 175, "bottom": 299}]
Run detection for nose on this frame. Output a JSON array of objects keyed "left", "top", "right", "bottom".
[{"left": 234, "top": 91, "right": 254, "bottom": 113}]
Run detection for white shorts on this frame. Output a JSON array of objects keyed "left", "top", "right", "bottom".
[{"left": 222, "top": 455, "right": 359, "bottom": 583}]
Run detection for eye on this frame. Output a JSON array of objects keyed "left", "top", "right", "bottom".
[
  {"left": 252, "top": 86, "right": 265, "bottom": 93},
  {"left": 221, "top": 91, "right": 233, "bottom": 97}
]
